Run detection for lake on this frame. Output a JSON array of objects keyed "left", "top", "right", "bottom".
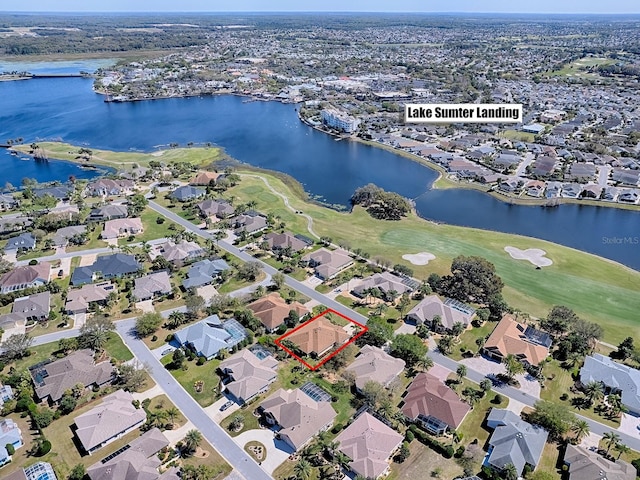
[{"left": 0, "top": 76, "right": 638, "bottom": 270}]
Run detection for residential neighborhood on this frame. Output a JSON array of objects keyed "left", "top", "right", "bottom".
[{"left": 0, "top": 10, "right": 639, "bottom": 478}]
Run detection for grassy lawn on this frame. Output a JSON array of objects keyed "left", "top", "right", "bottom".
[
  {"left": 219, "top": 407, "right": 260, "bottom": 437},
  {"left": 273, "top": 458, "right": 319, "bottom": 480},
  {"left": 66, "top": 224, "right": 107, "bottom": 252},
  {"left": 224, "top": 173, "right": 640, "bottom": 345},
  {"left": 123, "top": 207, "right": 180, "bottom": 243},
  {"left": 146, "top": 394, "right": 187, "bottom": 429},
  {"left": 449, "top": 322, "right": 496, "bottom": 361},
  {"left": 12, "top": 142, "right": 222, "bottom": 171},
  {"left": 540, "top": 360, "right": 620, "bottom": 429},
  {"left": 217, "top": 270, "right": 267, "bottom": 294},
  {"left": 387, "top": 440, "right": 464, "bottom": 480},
  {"left": 0, "top": 413, "right": 43, "bottom": 478},
  {"left": 105, "top": 332, "right": 134, "bottom": 362},
  {"left": 501, "top": 129, "right": 537, "bottom": 142},
  {"left": 161, "top": 355, "right": 222, "bottom": 407},
  {"left": 536, "top": 442, "right": 563, "bottom": 480},
  {"left": 456, "top": 380, "right": 509, "bottom": 449},
  {"left": 181, "top": 439, "right": 232, "bottom": 480}
]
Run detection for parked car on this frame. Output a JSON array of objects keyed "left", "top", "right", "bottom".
[{"left": 220, "top": 400, "right": 234, "bottom": 411}]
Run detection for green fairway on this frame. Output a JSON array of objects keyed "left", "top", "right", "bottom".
[
  {"left": 11, "top": 141, "right": 222, "bottom": 171},
  {"left": 227, "top": 174, "right": 640, "bottom": 344}
]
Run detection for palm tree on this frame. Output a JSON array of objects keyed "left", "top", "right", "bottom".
[
  {"left": 456, "top": 364, "right": 467, "bottom": 382},
  {"left": 168, "top": 311, "right": 185, "bottom": 329},
  {"left": 375, "top": 303, "right": 388, "bottom": 316},
  {"left": 615, "top": 442, "right": 630, "bottom": 460},
  {"left": 584, "top": 381, "right": 605, "bottom": 406},
  {"left": 502, "top": 463, "right": 518, "bottom": 480},
  {"left": 503, "top": 354, "right": 525, "bottom": 383},
  {"left": 183, "top": 429, "right": 203, "bottom": 455},
  {"left": 416, "top": 356, "right": 434, "bottom": 372},
  {"left": 293, "top": 458, "right": 313, "bottom": 480},
  {"left": 603, "top": 431, "right": 620, "bottom": 456},
  {"left": 166, "top": 406, "right": 180, "bottom": 426},
  {"left": 149, "top": 409, "right": 168, "bottom": 428},
  {"left": 571, "top": 420, "right": 590, "bottom": 444}
]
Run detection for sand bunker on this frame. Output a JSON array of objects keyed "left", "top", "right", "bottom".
[
  {"left": 402, "top": 252, "right": 436, "bottom": 265},
  {"left": 504, "top": 246, "right": 553, "bottom": 267}
]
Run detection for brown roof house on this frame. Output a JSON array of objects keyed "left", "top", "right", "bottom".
[
  {"left": 259, "top": 387, "right": 337, "bottom": 450},
  {"left": 101, "top": 217, "right": 144, "bottom": 240},
  {"left": 219, "top": 349, "right": 279, "bottom": 404},
  {"left": 248, "top": 292, "right": 310, "bottom": 332},
  {"left": 285, "top": 316, "right": 350, "bottom": 358},
  {"left": 336, "top": 412, "right": 404, "bottom": 479},
  {"left": 65, "top": 282, "right": 116, "bottom": 315},
  {"left": 87, "top": 427, "right": 180, "bottom": 480},
  {"left": 133, "top": 271, "right": 172, "bottom": 301},
  {"left": 301, "top": 247, "right": 353, "bottom": 280},
  {"left": 75, "top": 390, "right": 147, "bottom": 455},
  {"left": 344, "top": 345, "right": 405, "bottom": 392},
  {"left": 264, "top": 232, "right": 309, "bottom": 254},
  {"left": 483, "top": 314, "right": 552, "bottom": 366},
  {"left": 0, "top": 262, "right": 50, "bottom": 294},
  {"left": 401, "top": 372, "right": 470, "bottom": 435},
  {"left": 30, "top": 349, "right": 114, "bottom": 404},
  {"left": 405, "top": 295, "right": 475, "bottom": 332},
  {"left": 563, "top": 444, "right": 636, "bottom": 480},
  {"left": 190, "top": 171, "right": 222, "bottom": 186}
]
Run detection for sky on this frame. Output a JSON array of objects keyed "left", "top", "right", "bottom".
[{"left": 0, "top": 0, "right": 638, "bottom": 14}]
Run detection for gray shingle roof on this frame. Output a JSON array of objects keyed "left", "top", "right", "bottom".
[
  {"left": 174, "top": 315, "right": 246, "bottom": 359},
  {"left": 580, "top": 354, "right": 640, "bottom": 413},
  {"left": 182, "top": 259, "right": 230, "bottom": 289}
]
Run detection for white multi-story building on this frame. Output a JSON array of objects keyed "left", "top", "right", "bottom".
[{"left": 321, "top": 108, "right": 360, "bottom": 133}]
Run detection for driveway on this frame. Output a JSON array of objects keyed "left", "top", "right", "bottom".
[
  {"left": 72, "top": 312, "right": 86, "bottom": 329},
  {"left": 136, "top": 300, "right": 155, "bottom": 313},
  {"left": 232, "top": 428, "right": 293, "bottom": 474},
  {"left": 579, "top": 432, "right": 603, "bottom": 451},
  {"left": 151, "top": 344, "right": 176, "bottom": 360},
  {"left": 395, "top": 321, "right": 416, "bottom": 335},
  {"left": 59, "top": 256, "right": 72, "bottom": 277},
  {"left": 428, "top": 363, "right": 451, "bottom": 382},
  {"left": 460, "top": 356, "right": 541, "bottom": 398},
  {"left": 619, "top": 413, "right": 640, "bottom": 437},
  {"left": 196, "top": 284, "right": 219, "bottom": 305},
  {"left": 204, "top": 395, "right": 241, "bottom": 423}
]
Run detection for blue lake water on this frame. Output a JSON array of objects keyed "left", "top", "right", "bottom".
[{"left": 0, "top": 76, "right": 638, "bottom": 270}]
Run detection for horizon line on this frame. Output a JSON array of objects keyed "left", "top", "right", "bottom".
[{"left": 1, "top": 10, "right": 639, "bottom": 15}]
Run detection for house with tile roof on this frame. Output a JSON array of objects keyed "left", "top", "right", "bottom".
[
  {"left": 30, "top": 349, "right": 114, "bottom": 404},
  {"left": 233, "top": 213, "right": 268, "bottom": 234},
  {"left": 284, "top": 316, "right": 350, "bottom": 358},
  {"left": 74, "top": 390, "right": 147, "bottom": 455},
  {"left": 483, "top": 314, "right": 551, "bottom": 366},
  {"left": 190, "top": 171, "right": 222, "bottom": 186},
  {"left": 336, "top": 412, "right": 403, "bottom": 480},
  {"left": 344, "top": 345, "right": 405, "bottom": 392},
  {"left": 401, "top": 372, "right": 470, "bottom": 435},
  {"left": 259, "top": 387, "right": 337, "bottom": 451},
  {"left": 485, "top": 408, "right": 548, "bottom": 477},
  {"left": 219, "top": 349, "right": 279, "bottom": 404},
  {"left": 580, "top": 354, "right": 640, "bottom": 415},
  {"left": 248, "top": 292, "right": 310, "bottom": 332}
]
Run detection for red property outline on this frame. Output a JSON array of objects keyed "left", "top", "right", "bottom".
[{"left": 275, "top": 308, "right": 368, "bottom": 371}]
